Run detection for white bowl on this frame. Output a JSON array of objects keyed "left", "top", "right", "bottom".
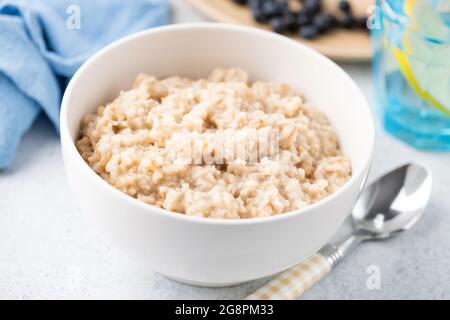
[{"left": 60, "top": 23, "right": 375, "bottom": 287}]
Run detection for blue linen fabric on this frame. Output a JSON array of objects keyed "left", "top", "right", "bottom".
[{"left": 0, "top": 0, "right": 169, "bottom": 168}]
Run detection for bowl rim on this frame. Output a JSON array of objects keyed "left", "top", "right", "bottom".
[{"left": 60, "top": 22, "right": 376, "bottom": 226}]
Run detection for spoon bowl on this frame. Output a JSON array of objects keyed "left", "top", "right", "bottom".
[
  {"left": 248, "top": 163, "right": 433, "bottom": 300},
  {"left": 352, "top": 163, "right": 432, "bottom": 240}
]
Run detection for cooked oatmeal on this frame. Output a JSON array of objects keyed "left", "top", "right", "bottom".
[{"left": 77, "top": 68, "right": 351, "bottom": 219}]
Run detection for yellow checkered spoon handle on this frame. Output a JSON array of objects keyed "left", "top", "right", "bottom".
[{"left": 246, "top": 245, "right": 343, "bottom": 300}]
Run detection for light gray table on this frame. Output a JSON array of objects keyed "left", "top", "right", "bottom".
[{"left": 1, "top": 0, "right": 449, "bottom": 299}]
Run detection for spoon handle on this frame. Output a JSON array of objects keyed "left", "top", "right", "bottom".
[
  {"left": 245, "top": 250, "right": 333, "bottom": 300},
  {"left": 245, "top": 244, "right": 345, "bottom": 300}
]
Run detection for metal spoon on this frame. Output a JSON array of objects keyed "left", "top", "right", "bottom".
[{"left": 247, "top": 163, "right": 433, "bottom": 300}]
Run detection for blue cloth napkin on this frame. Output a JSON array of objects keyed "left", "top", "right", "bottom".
[{"left": 0, "top": 0, "right": 169, "bottom": 169}]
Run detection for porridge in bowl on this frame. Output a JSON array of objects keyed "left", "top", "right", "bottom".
[{"left": 76, "top": 68, "right": 351, "bottom": 219}]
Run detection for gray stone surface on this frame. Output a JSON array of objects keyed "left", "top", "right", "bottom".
[{"left": 0, "top": 0, "right": 449, "bottom": 299}]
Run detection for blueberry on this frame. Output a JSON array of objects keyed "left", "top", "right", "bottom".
[
  {"left": 282, "top": 10, "right": 298, "bottom": 32},
  {"left": 248, "top": 0, "right": 262, "bottom": 10},
  {"left": 299, "top": 24, "right": 320, "bottom": 39},
  {"left": 232, "top": 0, "right": 247, "bottom": 5},
  {"left": 297, "top": 10, "right": 313, "bottom": 27},
  {"left": 262, "top": 0, "right": 286, "bottom": 19},
  {"left": 302, "top": 0, "right": 322, "bottom": 16},
  {"left": 340, "top": 14, "right": 355, "bottom": 29},
  {"left": 270, "top": 17, "right": 289, "bottom": 34},
  {"left": 313, "top": 13, "right": 337, "bottom": 33},
  {"left": 327, "top": 13, "right": 338, "bottom": 26},
  {"left": 356, "top": 16, "right": 369, "bottom": 30},
  {"left": 252, "top": 8, "right": 268, "bottom": 23},
  {"left": 338, "top": 1, "right": 352, "bottom": 14}
]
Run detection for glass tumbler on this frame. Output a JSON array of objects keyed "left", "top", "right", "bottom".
[{"left": 372, "top": 0, "right": 450, "bottom": 151}]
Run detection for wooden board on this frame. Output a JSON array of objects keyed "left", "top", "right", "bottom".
[{"left": 187, "top": 0, "right": 373, "bottom": 62}]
